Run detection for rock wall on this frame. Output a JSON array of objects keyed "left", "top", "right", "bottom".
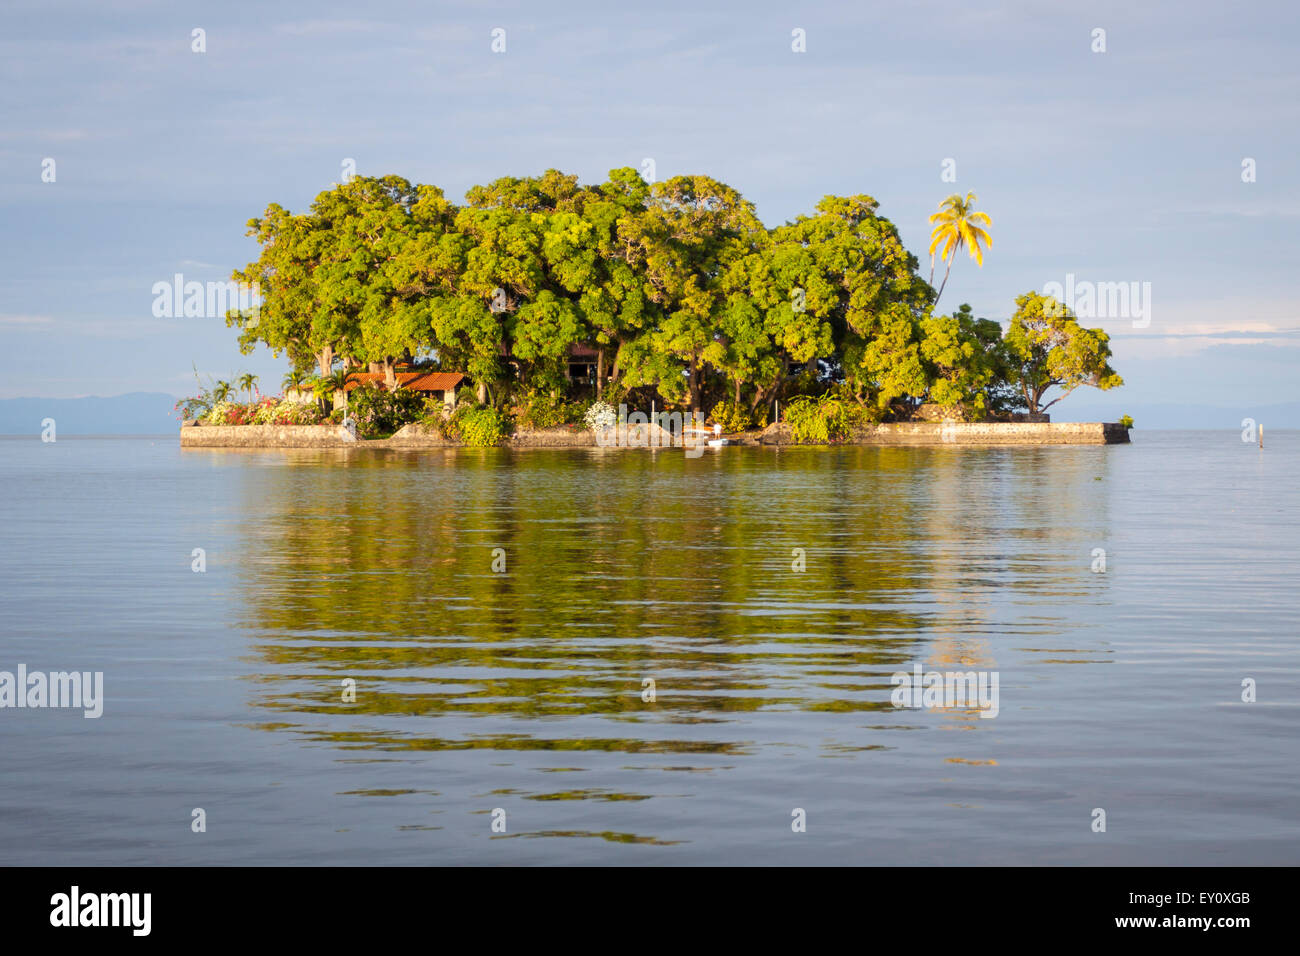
[
  {"left": 759, "top": 421, "right": 1128, "bottom": 445},
  {"left": 183, "top": 421, "right": 1130, "bottom": 448},
  {"left": 388, "top": 423, "right": 454, "bottom": 445},
  {"left": 179, "top": 424, "right": 354, "bottom": 447},
  {"left": 857, "top": 422, "right": 1128, "bottom": 444}
]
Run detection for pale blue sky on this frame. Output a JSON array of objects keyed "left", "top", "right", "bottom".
[{"left": 2, "top": 0, "right": 1297, "bottom": 418}]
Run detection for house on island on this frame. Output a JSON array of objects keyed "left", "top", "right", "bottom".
[
  {"left": 342, "top": 370, "right": 465, "bottom": 411},
  {"left": 567, "top": 344, "right": 599, "bottom": 387}
]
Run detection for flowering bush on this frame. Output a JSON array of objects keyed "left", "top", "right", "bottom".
[
  {"left": 204, "top": 398, "right": 324, "bottom": 426},
  {"left": 205, "top": 401, "right": 249, "bottom": 425},
  {"left": 249, "top": 398, "right": 281, "bottom": 424},
  {"left": 347, "top": 384, "right": 425, "bottom": 438},
  {"left": 175, "top": 394, "right": 212, "bottom": 421},
  {"left": 583, "top": 401, "right": 617, "bottom": 431},
  {"left": 271, "top": 400, "right": 325, "bottom": 425}
]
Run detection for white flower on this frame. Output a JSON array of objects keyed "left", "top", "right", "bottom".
[{"left": 583, "top": 401, "right": 617, "bottom": 430}]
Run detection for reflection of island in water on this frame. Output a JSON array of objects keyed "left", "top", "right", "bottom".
[{"left": 227, "top": 445, "right": 1111, "bottom": 762}]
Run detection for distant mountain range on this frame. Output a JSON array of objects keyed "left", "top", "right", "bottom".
[
  {"left": 0, "top": 392, "right": 180, "bottom": 435},
  {"left": 0, "top": 392, "right": 1296, "bottom": 435}
]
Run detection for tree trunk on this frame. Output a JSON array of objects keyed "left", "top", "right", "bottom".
[
  {"left": 596, "top": 348, "right": 606, "bottom": 393},
  {"left": 934, "top": 241, "right": 961, "bottom": 306},
  {"left": 317, "top": 345, "right": 333, "bottom": 377}
]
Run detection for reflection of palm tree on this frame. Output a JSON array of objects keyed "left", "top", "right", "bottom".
[{"left": 928, "top": 192, "right": 992, "bottom": 305}]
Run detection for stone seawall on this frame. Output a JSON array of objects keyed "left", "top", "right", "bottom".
[
  {"left": 760, "top": 421, "right": 1128, "bottom": 445},
  {"left": 180, "top": 424, "right": 355, "bottom": 447},
  {"left": 862, "top": 422, "right": 1129, "bottom": 444},
  {"left": 183, "top": 421, "right": 1130, "bottom": 448}
]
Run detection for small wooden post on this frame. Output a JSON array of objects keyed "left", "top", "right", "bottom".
[{"left": 1259, "top": 423, "right": 1264, "bottom": 448}]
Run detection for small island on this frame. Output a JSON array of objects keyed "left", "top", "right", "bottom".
[{"left": 179, "top": 172, "right": 1129, "bottom": 448}]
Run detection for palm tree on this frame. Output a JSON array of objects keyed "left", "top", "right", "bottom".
[
  {"left": 928, "top": 192, "right": 992, "bottom": 305},
  {"left": 237, "top": 372, "right": 259, "bottom": 402},
  {"left": 309, "top": 377, "right": 334, "bottom": 415},
  {"left": 282, "top": 369, "right": 306, "bottom": 398},
  {"left": 325, "top": 367, "right": 355, "bottom": 411},
  {"left": 212, "top": 380, "right": 233, "bottom": 404}
]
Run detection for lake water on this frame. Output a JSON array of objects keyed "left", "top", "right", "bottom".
[{"left": 1, "top": 432, "right": 1296, "bottom": 865}]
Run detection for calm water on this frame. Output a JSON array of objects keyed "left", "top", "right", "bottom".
[{"left": 1, "top": 432, "right": 1297, "bottom": 865}]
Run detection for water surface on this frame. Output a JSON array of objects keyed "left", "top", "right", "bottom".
[{"left": 0, "top": 433, "right": 1296, "bottom": 864}]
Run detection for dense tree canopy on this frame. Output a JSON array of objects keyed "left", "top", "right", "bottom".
[{"left": 226, "top": 169, "right": 1120, "bottom": 421}]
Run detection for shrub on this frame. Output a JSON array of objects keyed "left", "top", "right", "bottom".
[
  {"left": 249, "top": 397, "right": 282, "bottom": 424},
  {"left": 204, "top": 398, "right": 325, "bottom": 426},
  {"left": 1119, "top": 414, "right": 1134, "bottom": 429},
  {"left": 347, "top": 384, "right": 425, "bottom": 439},
  {"left": 205, "top": 401, "right": 252, "bottom": 425},
  {"left": 445, "top": 405, "right": 511, "bottom": 446},
  {"left": 175, "top": 394, "right": 212, "bottom": 421},
  {"left": 708, "top": 400, "right": 760, "bottom": 433},
  {"left": 516, "top": 392, "right": 585, "bottom": 430},
  {"left": 583, "top": 400, "right": 617, "bottom": 431},
  {"left": 783, "top": 394, "right": 867, "bottom": 444}
]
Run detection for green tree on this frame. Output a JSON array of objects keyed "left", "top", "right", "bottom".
[
  {"left": 621, "top": 175, "right": 764, "bottom": 412},
  {"left": 918, "top": 303, "right": 1011, "bottom": 415},
  {"left": 1003, "top": 291, "right": 1122, "bottom": 413},
  {"left": 282, "top": 368, "right": 307, "bottom": 394},
  {"left": 229, "top": 204, "right": 326, "bottom": 374},
  {"left": 759, "top": 195, "right": 931, "bottom": 415}
]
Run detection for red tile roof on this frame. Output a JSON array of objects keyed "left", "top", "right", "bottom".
[{"left": 343, "top": 371, "right": 465, "bottom": 392}]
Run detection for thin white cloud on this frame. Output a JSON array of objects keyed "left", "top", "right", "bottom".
[
  {"left": 0, "top": 314, "right": 53, "bottom": 325},
  {"left": 274, "top": 20, "right": 393, "bottom": 37}
]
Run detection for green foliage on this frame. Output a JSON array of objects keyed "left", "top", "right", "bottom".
[
  {"left": 229, "top": 171, "right": 1121, "bottom": 428},
  {"left": 346, "top": 384, "right": 426, "bottom": 439},
  {"left": 1003, "top": 292, "right": 1123, "bottom": 414},
  {"left": 445, "top": 405, "right": 512, "bottom": 446},
  {"left": 1119, "top": 414, "right": 1134, "bottom": 429},
  {"left": 514, "top": 391, "right": 585, "bottom": 429},
  {"left": 175, "top": 365, "right": 215, "bottom": 420},
  {"left": 708, "top": 400, "right": 763, "bottom": 432},
  {"left": 783, "top": 394, "right": 868, "bottom": 443}
]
